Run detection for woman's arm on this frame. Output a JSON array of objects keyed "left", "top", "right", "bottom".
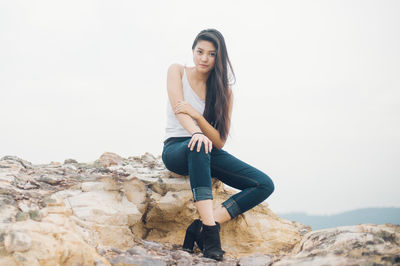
[
  {"left": 193, "top": 90, "right": 233, "bottom": 149},
  {"left": 167, "top": 63, "right": 202, "bottom": 135}
]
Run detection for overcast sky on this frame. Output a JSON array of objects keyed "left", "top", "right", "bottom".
[{"left": 1, "top": 0, "right": 399, "bottom": 216}]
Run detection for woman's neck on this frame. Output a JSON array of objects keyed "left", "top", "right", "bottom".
[{"left": 191, "top": 67, "right": 211, "bottom": 83}]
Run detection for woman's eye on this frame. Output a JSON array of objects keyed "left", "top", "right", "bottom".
[
  {"left": 210, "top": 53, "right": 216, "bottom": 57},
  {"left": 197, "top": 50, "right": 202, "bottom": 54}
]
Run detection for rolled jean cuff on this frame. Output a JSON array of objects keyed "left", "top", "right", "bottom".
[
  {"left": 192, "top": 187, "right": 213, "bottom": 202},
  {"left": 221, "top": 197, "right": 242, "bottom": 219}
]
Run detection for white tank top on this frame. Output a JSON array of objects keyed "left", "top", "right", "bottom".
[{"left": 163, "top": 66, "right": 206, "bottom": 142}]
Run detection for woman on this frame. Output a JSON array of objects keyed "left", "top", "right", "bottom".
[{"left": 161, "top": 29, "right": 275, "bottom": 261}]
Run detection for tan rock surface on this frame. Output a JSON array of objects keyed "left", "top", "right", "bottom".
[
  {"left": 1, "top": 153, "right": 398, "bottom": 265},
  {"left": 95, "top": 152, "right": 123, "bottom": 167},
  {"left": 0, "top": 219, "right": 109, "bottom": 266}
]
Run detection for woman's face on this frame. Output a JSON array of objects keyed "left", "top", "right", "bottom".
[{"left": 192, "top": 40, "right": 216, "bottom": 73}]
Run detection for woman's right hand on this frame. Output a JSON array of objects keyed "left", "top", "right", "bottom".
[{"left": 188, "top": 133, "right": 213, "bottom": 154}]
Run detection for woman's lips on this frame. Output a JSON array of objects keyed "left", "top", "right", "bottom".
[{"left": 200, "top": 64, "right": 208, "bottom": 67}]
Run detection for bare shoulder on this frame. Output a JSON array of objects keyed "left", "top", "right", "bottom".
[
  {"left": 167, "top": 63, "right": 184, "bottom": 79},
  {"left": 166, "top": 63, "right": 185, "bottom": 103}
]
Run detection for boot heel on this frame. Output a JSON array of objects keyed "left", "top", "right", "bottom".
[
  {"left": 182, "top": 230, "right": 195, "bottom": 253},
  {"left": 182, "top": 219, "right": 202, "bottom": 253}
]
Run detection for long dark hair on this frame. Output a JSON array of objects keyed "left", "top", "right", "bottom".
[{"left": 192, "top": 29, "right": 236, "bottom": 142}]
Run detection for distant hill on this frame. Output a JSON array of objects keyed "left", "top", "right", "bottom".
[{"left": 278, "top": 207, "right": 400, "bottom": 230}]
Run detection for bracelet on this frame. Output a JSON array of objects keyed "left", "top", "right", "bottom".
[{"left": 191, "top": 132, "right": 204, "bottom": 136}]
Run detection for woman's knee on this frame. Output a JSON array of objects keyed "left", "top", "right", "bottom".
[
  {"left": 187, "top": 141, "right": 210, "bottom": 158},
  {"left": 258, "top": 173, "right": 275, "bottom": 198}
]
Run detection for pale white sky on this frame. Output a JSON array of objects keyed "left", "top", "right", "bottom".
[{"left": 1, "top": 0, "right": 399, "bottom": 215}]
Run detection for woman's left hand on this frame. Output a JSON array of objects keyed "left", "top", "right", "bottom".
[{"left": 174, "top": 100, "right": 201, "bottom": 120}]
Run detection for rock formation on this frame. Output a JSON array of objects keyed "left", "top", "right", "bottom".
[{"left": 0, "top": 153, "right": 399, "bottom": 265}]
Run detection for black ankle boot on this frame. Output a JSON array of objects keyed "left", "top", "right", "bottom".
[
  {"left": 202, "top": 223, "right": 225, "bottom": 261},
  {"left": 182, "top": 219, "right": 203, "bottom": 253}
]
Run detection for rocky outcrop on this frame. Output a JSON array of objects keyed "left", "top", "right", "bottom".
[
  {"left": 0, "top": 153, "right": 399, "bottom": 265},
  {"left": 273, "top": 224, "right": 400, "bottom": 265}
]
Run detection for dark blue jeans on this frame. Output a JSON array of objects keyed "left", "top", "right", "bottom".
[{"left": 162, "top": 137, "right": 275, "bottom": 219}]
